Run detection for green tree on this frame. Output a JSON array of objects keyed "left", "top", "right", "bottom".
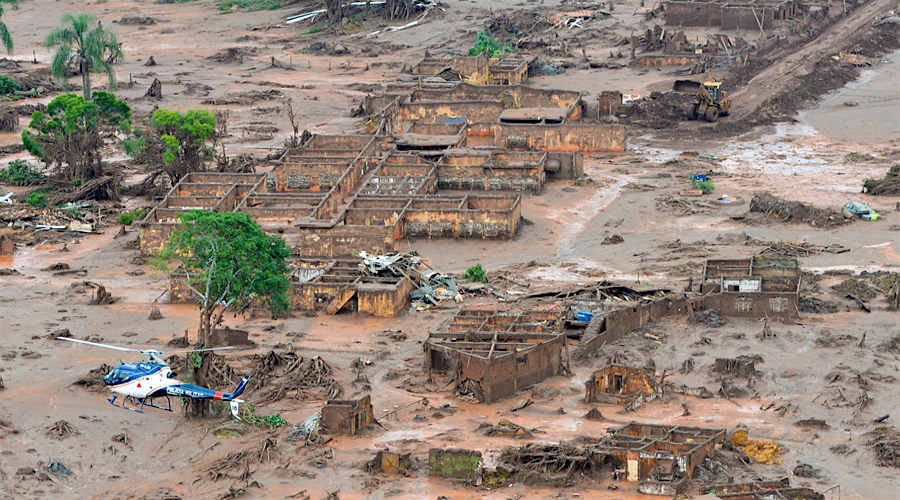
[
  {"left": 0, "top": 0, "right": 17, "bottom": 54},
  {"left": 150, "top": 109, "right": 217, "bottom": 185},
  {"left": 46, "top": 13, "right": 124, "bottom": 101},
  {"left": 153, "top": 210, "right": 291, "bottom": 416},
  {"left": 22, "top": 91, "right": 130, "bottom": 183}
]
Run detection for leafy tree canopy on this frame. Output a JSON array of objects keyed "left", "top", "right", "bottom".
[
  {"left": 154, "top": 210, "right": 291, "bottom": 345},
  {"left": 23, "top": 91, "right": 130, "bottom": 182}
]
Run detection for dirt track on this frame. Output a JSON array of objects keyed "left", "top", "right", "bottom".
[{"left": 730, "top": 0, "right": 894, "bottom": 120}]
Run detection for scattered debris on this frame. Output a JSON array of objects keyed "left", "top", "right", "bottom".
[
  {"left": 600, "top": 234, "right": 624, "bottom": 245},
  {"left": 864, "top": 165, "right": 900, "bottom": 196},
  {"left": 43, "top": 460, "right": 72, "bottom": 477},
  {"left": 45, "top": 420, "right": 80, "bottom": 440},
  {"left": 867, "top": 427, "right": 900, "bottom": 468},
  {"left": 148, "top": 307, "right": 163, "bottom": 320},
  {"left": 748, "top": 192, "right": 848, "bottom": 228}
]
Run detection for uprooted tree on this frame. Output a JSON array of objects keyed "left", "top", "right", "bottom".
[
  {"left": 153, "top": 210, "right": 291, "bottom": 416},
  {"left": 22, "top": 91, "right": 130, "bottom": 194}
]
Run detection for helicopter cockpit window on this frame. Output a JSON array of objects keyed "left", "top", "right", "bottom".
[{"left": 105, "top": 367, "right": 131, "bottom": 385}]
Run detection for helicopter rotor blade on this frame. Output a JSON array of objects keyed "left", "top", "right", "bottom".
[
  {"left": 56, "top": 337, "right": 238, "bottom": 357},
  {"left": 57, "top": 337, "right": 145, "bottom": 353},
  {"left": 167, "top": 347, "right": 236, "bottom": 355}
]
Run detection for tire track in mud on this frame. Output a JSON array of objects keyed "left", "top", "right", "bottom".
[
  {"left": 548, "top": 170, "right": 635, "bottom": 260},
  {"left": 730, "top": 0, "right": 896, "bottom": 120}
]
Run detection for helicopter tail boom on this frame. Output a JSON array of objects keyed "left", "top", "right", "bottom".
[{"left": 228, "top": 376, "right": 250, "bottom": 399}]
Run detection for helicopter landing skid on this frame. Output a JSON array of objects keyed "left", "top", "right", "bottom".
[{"left": 109, "top": 395, "right": 174, "bottom": 414}]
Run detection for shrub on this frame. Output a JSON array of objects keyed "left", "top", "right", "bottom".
[
  {"left": 120, "top": 209, "right": 145, "bottom": 225},
  {"left": 27, "top": 192, "right": 48, "bottom": 208},
  {"left": 0, "top": 76, "right": 20, "bottom": 95},
  {"left": 0, "top": 160, "right": 44, "bottom": 186},
  {"left": 217, "top": 0, "right": 281, "bottom": 12},
  {"left": 693, "top": 178, "right": 715, "bottom": 193},
  {"left": 463, "top": 263, "right": 488, "bottom": 283},
  {"left": 468, "top": 29, "right": 517, "bottom": 57},
  {"left": 239, "top": 402, "right": 288, "bottom": 428}
]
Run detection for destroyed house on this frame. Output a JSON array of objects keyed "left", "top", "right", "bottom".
[
  {"left": 702, "top": 479, "right": 825, "bottom": 499},
  {"left": 289, "top": 259, "right": 415, "bottom": 317},
  {"left": 701, "top": 257, "right": 800, "bottom": 318},
  {"left": 408, "top": 50, "right": 531, "bottom": 86},
  {"left": 138, "top": 172, "right": 267, "bottom": 255},
  {"left": 586, "top": 423, "right": 725, "bottom": 494},
  {"left": 425, "top": 310, "right": 566, "bottom": 403},
  {"left": 585, "top": 365, "right": 657, "bottom": 404},
  {"left": 376, "top": 82, "right": 625, "bottom": 153},
  {"left": 664, "top": 0, "right": 800, "bottom": 30},
  {"left": 322, "top": 395, "right": 373, "bottom": 435}
]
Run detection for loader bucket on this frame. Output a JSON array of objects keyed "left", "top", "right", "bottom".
[{"left": 673, "top": 80, "right": 702, "bottom": 93}]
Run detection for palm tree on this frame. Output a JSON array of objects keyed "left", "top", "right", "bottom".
[
  {"left": 0, "top": 0, "right": 17, "bottom": 54},
  {"left": 46, "top": 13, "right": 124, "bottom": 101}
]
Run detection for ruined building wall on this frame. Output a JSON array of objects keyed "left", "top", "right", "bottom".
[
  {"left": 664, "top": 2, "right": 723, "bottom": 27},
  {"left": 577, "top": 296, "right": 698, "bottom": 356},
  {"left": 705, "top": 292, "right": 799, "bottom": 318},
  {"left": 496, "top": 124, "right": 627, "bottom": 152}
]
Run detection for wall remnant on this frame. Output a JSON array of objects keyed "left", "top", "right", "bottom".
[
  {"left": 585, "top": 364, "right": 657, "bottom": 404},
  {"left": 428, "top": 448, "right": 482, "bottom": 480},
  {"left": 322, "top": 395, "right": 373, "bottom": 435},
  {"left": 587, "top": 422, "right": 725, "bottom": 489},
  {"left": 426, "top": 309, "right": 566, "bottom": 403},
  {"left": 701, "top": 257, "right": 801, "bottom": 319}
]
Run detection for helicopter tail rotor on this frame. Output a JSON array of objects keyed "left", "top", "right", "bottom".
[{"left": 229, "top": 399, "right": 243, "bottom": 420}]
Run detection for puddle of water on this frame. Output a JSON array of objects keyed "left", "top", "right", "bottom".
[{"left": 805, "top": 264, "right": 899, "bottom": 274}]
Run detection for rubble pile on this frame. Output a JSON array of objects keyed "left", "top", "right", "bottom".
[
  {"left": 360, "top": 252, "right": 460, "bottom": 308},
  {"left": 617, "top": 92, "right": 696, "bottom": 129},
  {"left": 863, "top": 165, "right": 900, "bottom": 196},
  {"left": 0, "top": 202, "right": 121, "bottom": 246},
  {"left": 748, "top": 192, "right": 848, "bottom": 228}
]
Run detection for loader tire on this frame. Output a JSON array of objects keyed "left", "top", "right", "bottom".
[
  {"left": 688, "top": 104, "right": 698, "bottom": 120},
  {"left": 705, "top": 106, "right": 719, "bottom": 122},
  {"left": 721, "top": 101, "right": 731, "bottom": 116}
]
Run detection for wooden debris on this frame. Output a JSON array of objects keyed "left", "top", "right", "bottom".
[{"left": 46, "top": 420, "right": 80, "bottom": 440}]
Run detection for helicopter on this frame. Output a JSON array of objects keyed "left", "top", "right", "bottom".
[{"left": 57, "top": 337, "right": 250, "bottom": 419}]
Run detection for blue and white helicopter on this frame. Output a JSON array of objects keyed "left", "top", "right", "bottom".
[{"left": 58, "top": 337, "right": 250, "bottom": 419}]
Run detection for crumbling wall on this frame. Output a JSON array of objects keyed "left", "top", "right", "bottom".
[
  {"left": 480, "top": 335, "right": 565, "bottom": 403},
  {"left": 721, "top": 5, "right": 776, "bottom": 31},
  {"left": 295, "top": 225, "right": 397, "bottom": 258},
  {"left": 585, "top": 365, "right": 656, "bottom": 403},
  {"left": 704, "top": 291, "right": 799, "bottom": 318},
  {"left": 398, "top": 101, "right": 505, "bottom": 130},
  {"left": 576, "top": 296, "right": 697, "bottom": 357},
  {"left": 496, "top": 124, "right": 626, "bottom": 152},
  {"left": 322, "top": 395, "right": 373, "bottom": 435},
  {"left": 664, "top": 2, "right": 723, "bottom": 27},
  {"left": 356, "top": 280, "right": 415, "bottom": 317}
]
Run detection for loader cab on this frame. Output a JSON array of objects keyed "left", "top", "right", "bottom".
[{"left": 704, "top": 82, "right": 723, "bottom": 101}]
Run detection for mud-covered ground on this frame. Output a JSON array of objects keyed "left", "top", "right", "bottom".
[{"left": 3, "top": 0, "right": 900, "bottom": 499}]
